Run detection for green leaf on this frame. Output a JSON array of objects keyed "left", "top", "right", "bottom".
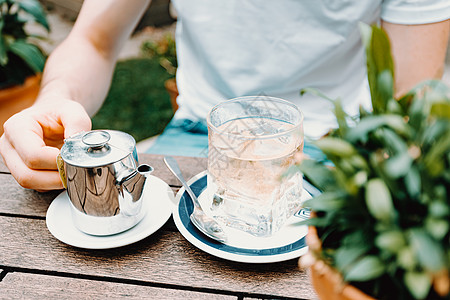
[
  {"left": 407, "top": 81, "right": 450, "bottom": 130},
  {"left": 430, "top": 102, "right": 450, "bottom": 119},
  {"left": 8, "top": 39, "right": 45, "bottom": 73},
  {"left": 408, "top": 96, "right": 427, "bottom": 130},
  {"left": 380, "top": 129, "right": 412, "bottom": 179},
  {"left": 423, "top": 130, "right": 450, "bottom": 177},
  {"left": 297, "top": 159, "right": 336, "bottom": 191},
  {"left": 377, "top": 69, "right": 394, "bottom": 104},
  {"left": 409, "top": 228, "right": 446, "bottom": 272},
  {"left": 333, "top": 99, "right": 349, "bottom": 137},
  {"left": 362, "top": 24, "right": 395, "bottom": 113},
  {"left": 348, "top": 156, "right": 369, "bottom": 172},
  {"left": 345, "top": 115, "right": 408, "bottom": 143},
  {"left": 300, "top": 87, "right": 335, "bottom": 102},
  {"left": 369, "top": 151, "right": 406, "bottom": 199},
  {"left": 17, "top": 0, "right": 50, "bottom": 31},
  {"left": 315, "top": 137, "right": 356, "bottom": 157},
  {"left": 404, "top": 271, "right": 431, "bottom": 300},
  {"left": 351, "top": 170, "right": 368, "bottom": 187},
  {"left": 429, "top": 201, "right": 449, "bottom": 218},
  {"left": 386, "top": 97, "right": 402, "bottom": 114},
  {"left": 397, "top": 246, "right": 417, "bottom": 270},
  {"left": 344, "top": 255, "right": 385, "bottom": 282},
  {"left": 334, "top": 246, "right": 368, "bottom": 273},
  {"left": 422, "top": 82, "right": 450, "bottom": 103},
  {"left": 365, "top": 178, "right": 394, "bottom": 222},
  {"left": 404, "top": 166, "right": 421, "bottom": 198},
  {"left": 297, "top": 215, "right": 331, "bottom": 227},
  {"left": 302, "top": 191, "right": 347, "bottom": 212},
  {"left": 379, "top": 127, "right": 409, "bottom": 152},
  {"left": 411, "top": 79, "right": 450, "bottom": 95},
  {"left": 421, "top": 120, "right": 448, "bottom": 148},
  {"left": 0, "top": 22, "right": 7, "bottom": 65},
  {"left": 425, "top": 217, "right": 449, "bottom": 240},
  {"left": 384, "top": 152, "right": 412, "bottom": 179},
  {"left": 371, "top": 27, "right": 394, "bottom": 81},
  {"left": 375, "top": 230, "right": 405, "bottom": 253},
  {"left": 342, "top": 230, "right": 373, "bottom": 249}
]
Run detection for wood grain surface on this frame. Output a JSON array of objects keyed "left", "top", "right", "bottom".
[
  {"left": 139, "top": 154, "right": 207, "bottom": 187},
  {"left": 0, "top": 154, "right": 316, "bottom": 299},
  {"left": 1, "top": 272, "right": 236, "bottom": 299},
  {"left": 0, "top": 216, "right": 314, "bottom": 299},
  {"left": 0, "top": 173, "right": 59, "bottom": 217}
]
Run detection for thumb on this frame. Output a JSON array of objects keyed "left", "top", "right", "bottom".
[{"left": 60, "top": 101, "right": 92, "bottom": 138}]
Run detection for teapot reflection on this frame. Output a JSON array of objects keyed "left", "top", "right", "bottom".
[
  {"left": 60, "top": 130, "right": 154, "bottom": 236},
  {"left": 67, "top": 161, "right": 153, "bottom": 218}
]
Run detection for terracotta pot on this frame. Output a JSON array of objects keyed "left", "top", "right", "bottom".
[
  {"left": 306, "top": 226, "right": 375, "bottom": 300},
  {"left": 0, "top": 75, "right": 41, "bottom": 135},
  {"left": 164, "top": 77, "right": 178, "bottom": 112}
]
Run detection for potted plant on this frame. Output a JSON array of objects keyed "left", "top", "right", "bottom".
[
  {"left": 0, "top": 0, "right": 49, "bottom": 133},
  {"left": 295, "top": 24, "right": 449, "bottom": 300},
  {"left": 140, "top": 33, "right": 178, "bottom": 111}
]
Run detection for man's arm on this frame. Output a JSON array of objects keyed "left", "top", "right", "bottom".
[
  {"left": 38, "top": 0, "right": 151, "bottom": 115},
  {"left": 381, "top": 19, "right": 450, "bottom": 97},
  {"left": 0, "top": 0, "right": 151, "bottom": 190}
]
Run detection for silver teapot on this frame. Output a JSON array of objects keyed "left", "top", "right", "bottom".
[{"left": 59, "top": 130, "right": 153, "bottom": 236}]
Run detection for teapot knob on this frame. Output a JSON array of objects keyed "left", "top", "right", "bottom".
[{"left": 82, "top": 130, "right": 111, "bottom": 150}]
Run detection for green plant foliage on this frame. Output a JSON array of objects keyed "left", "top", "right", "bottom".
[
  {"left": 91, "top": 58, "right": 174, "bottom": 143},
  {"left": 140, "top": 33, "right": 177, "bottom": 77},
  {"left": 0, "top": 0, "right": 49, "bottom": 87},
  {"left": 297, "top": 24, "right": 450, "bottom": 299}
]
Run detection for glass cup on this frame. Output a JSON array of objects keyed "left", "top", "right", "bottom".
[{"left": 206, "top": 96, "right": 304, "bottom": 237}]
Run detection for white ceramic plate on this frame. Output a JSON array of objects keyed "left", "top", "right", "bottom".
[
  {"left": 173, "top": 171, "right": 312, "bottom": 263},
  {"left": 46, "top": 175, "right": 174, "bottom": 249}
]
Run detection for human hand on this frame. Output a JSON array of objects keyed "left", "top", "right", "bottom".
[{"left": 0, "top": 99, "right": 91, "bottom": 191}]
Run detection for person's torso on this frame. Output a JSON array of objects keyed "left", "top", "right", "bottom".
[{"left": 172, "top": 0, "right": 381, "bottom": 139}]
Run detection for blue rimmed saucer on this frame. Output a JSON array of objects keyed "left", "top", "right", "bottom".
[{"left": 172, "top": 171, "right": 312, "bottom": 263}]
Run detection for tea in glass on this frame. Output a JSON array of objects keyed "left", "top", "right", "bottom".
[{"left": 206, "top": 96, "right": 304, "bottom": 237}]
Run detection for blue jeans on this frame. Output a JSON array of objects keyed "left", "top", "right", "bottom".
[
  {"left": 146, "top": 119, "right": 209, "bottom": 157},
  {"left": 146, "top": 118, "right": 328, "bottom": 163}
]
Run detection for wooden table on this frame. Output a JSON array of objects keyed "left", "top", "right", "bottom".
[{"left": 0, "top": 154, "right": 316, "bottom": 299}]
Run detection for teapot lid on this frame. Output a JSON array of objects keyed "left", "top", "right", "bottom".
[{"left": 60, "top": 130, "right": 136, "bottom": 167}]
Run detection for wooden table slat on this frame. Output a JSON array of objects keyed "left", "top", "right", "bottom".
[
  {"left": 0, "top": 173, "right": 180, "bottom": 219},
  {"left": 0, "top": 174, "right": 59, "bottom": 217},
  {"left": 1, "top": 272, "right": 237, "bottom": 300},
  {"left": 0, "top": 216, "right": 315, "bottom": 299},
  {"left": 138, "top": 154, "right": 207, "bottom": 187}
]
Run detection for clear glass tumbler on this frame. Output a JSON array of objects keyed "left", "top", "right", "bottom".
[{"left": 206, "top": 96, "right": 304, "bottom": 237}]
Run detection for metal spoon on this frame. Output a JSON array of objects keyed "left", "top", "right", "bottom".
[{"left": 164, "top": 156, "right": 227, "bottom": 243}]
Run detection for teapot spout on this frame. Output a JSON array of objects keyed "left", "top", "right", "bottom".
[
  {"left": 137, "top": 164, "right": 154, "bottom": 178},
  {"left": 117, "top": 164, "right": 154, "bottom": 204}
]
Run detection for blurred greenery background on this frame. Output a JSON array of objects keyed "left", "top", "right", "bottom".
[{"left": 91, "top": 57, "right": 174, "bottom": 143}]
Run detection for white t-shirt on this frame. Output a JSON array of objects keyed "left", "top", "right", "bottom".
[{"left": 171, "top": 0, "right": 450, "bottom": 139}]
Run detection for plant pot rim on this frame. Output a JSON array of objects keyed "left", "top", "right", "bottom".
[
  {"left": 307, "top": 226, "right": 376, "bottom": 300},
  {"left": 0, "top": 74, "right": 41, "bottom": 101}
]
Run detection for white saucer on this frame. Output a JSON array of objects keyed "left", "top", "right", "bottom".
[
  {"left": 46, "top": 175, "right": 175, "bottom": 249},
  {"left": 173, "top": 171, "right": 312, "bottom": 263}
]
